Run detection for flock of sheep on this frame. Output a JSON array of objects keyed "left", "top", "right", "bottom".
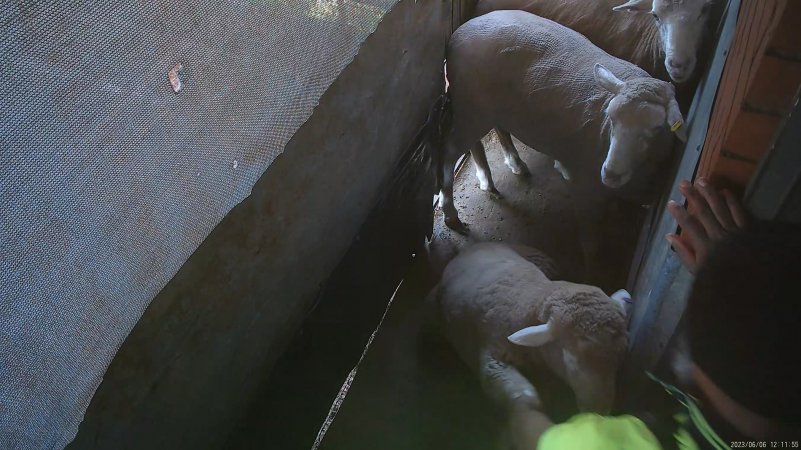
[{"left": 425, "top": 0, "right": 717, "bottom": 447}]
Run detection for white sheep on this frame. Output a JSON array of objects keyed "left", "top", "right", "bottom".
[
  {"left": 472, "top": 0, "right": 716, "bottom": 169},
  {"left": 432, "top": 242, "right": 628, "bottom": 448},
  {"left": 439, "top": 11, "right": 685, "bottom": 281},
  {"left": 474, "top": 0, "right": 716, "bottom": 84}
]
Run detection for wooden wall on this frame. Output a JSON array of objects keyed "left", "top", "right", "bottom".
[{"left": 698, "top": 0, "right": 801, "bottom": 193}]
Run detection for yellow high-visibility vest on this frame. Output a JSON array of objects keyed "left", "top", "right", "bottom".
[
  {"left": 537, "top": 413, "right": 663, "bottom": 450},
  {"left": 537, "top": 372, "right": 730, "bottom": 450}
]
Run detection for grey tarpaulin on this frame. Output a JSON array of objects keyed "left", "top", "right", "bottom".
[{"left": 0, "top": 0, "right": 397, "bottom": 447}]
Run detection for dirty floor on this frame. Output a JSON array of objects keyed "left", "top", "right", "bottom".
[{"left": 314, "top": 133, "right": 647, "bottom": 450}]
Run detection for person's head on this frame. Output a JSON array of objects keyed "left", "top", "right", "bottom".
[{"left": 677, "top": 221, "right": 801, "bottom": 440}]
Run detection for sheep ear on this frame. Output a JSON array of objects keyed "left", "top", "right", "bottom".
[
  {"left": 612, "top": 0, "right": 653, "bottom": 12},
  {"left": 594, "top": 64, "right": 624, "bottom": 94},
  {"left": 610, "top": 289, "right": 631, "bottom": 312},
  {"left": 666, "top": 97, "right": 688, "bottom": 143},
  {"left": 508, "top": 322, "right": 554, "bottom": 347}
]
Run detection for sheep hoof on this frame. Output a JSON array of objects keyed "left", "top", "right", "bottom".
[
  {"left": 505, "top": 158, "right": 530, "bottom": 177},
  {"left": 511, "top": 164, "right": 531, "bottom": 177},
  {"left": 445, "top": 216, "right": 470, "bottom": 235}
]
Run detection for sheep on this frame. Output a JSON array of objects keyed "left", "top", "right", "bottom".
[
  {"left": 474, "top": 0, "right": 716, "bottom": 85},
  {"left": 432, "top": 242, "right": 628, "bottom": 448},
  {"left": 439, "top": 11, "right": 685, "bottom": 283},
  {"left": 473, "top": 0, "right": 717, "bottom": 181}
]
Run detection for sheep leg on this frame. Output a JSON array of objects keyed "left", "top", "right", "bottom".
[
  {"left": 470, "top": 141, "right": 502, "bottom": 199},
  {"left": 439, "top": 119, "right": 476, "bottom": 234},
  {"left": 440, "top": 106, "right": 493, "bottom": 233},
  {"left": 481, "top": 353, "right": 551, "bottom": 450},
  {"left": 553, "top": 160, "right": 571, "bottom": 181},
  {"left": 495, "top": 128, "right": 530, "bottom": 177},
  {"left": 440, "top": 151, "right": 469, "bottom": 234},
  {"left": 481, "top": 354, "right": 543, "bottom": 412}
]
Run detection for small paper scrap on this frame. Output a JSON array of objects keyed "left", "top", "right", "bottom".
[{"left": 169, "top": 63, "right": 184, "bottom": 93}]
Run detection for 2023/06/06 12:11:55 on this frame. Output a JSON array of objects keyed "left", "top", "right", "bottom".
[{"left": 731, "top": 442, "right": 799, "bottom": 448}]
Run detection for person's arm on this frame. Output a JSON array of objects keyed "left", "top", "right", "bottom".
[{"left": 665, "top": 177, "right": 749, "bottom": 274}]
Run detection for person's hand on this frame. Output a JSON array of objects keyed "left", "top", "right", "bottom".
[{"left": 665, "top": 177, "right": 749, "bottom": 274}]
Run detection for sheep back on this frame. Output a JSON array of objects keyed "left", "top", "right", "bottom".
[
  {"left": 447, "top": 10, "right": 650, "bottom": 165},
  {"left": 437, "top": 243, "right": 559, "bottom": 371}
]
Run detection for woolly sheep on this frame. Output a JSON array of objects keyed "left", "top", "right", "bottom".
[
  {"left": 473, "top": 0, "right": 717, "bottom": 172},
  {"left": 474, "top": 0, "right": 716, "bottom": 84},
  {"left": 433, "top": 242, "right": 628, "bottom": 447},
  {"left": 439, "top": 11, "right": 685, "bottom": 280}
]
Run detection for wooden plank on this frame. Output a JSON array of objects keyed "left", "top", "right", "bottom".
[
  {"left": 768, "top": 0, "right": 801, "bottom": 57},
  {"left": 698, "top": 0, "right": 788, "bottom": 182},
  {"left": 724, "top": 111, "right": 782, "bottom": 160},
  {"left": 744, "top": 56, "right": 801, "bottom": 114},
  {"left": 711, "top": 156, "right": 759, "bottom": 191}
]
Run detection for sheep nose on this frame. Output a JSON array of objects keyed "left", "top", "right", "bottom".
[{"left": 668, "top": 57, "right": 688, "bottom": 70}]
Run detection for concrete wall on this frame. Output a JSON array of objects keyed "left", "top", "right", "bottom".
[{"left": 68, "top": 1, "right": 451, "bottom": 448}]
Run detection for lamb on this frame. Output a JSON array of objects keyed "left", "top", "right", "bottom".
[
  {"left": 439, "top": 11, "right": 685, "bottom": 280},
  {"left": 433, "top": 242, "right": 628, "bottom": 448}
]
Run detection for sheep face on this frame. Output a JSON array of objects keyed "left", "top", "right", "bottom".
[
  {"left": 613, "top": 0, "right": 714, "bottom": 83},
  {"left": 594, "top": 64, "right": 685, "bottom": 189},
  {"left": 560, "top": 336, "right": 624, "bottom": 414},
  {"left": 507, "top": 285, "right": 628, "bottom": 414}
]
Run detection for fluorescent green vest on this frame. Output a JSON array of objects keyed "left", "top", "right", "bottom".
[
  {"left": 537, "top": 373, "right": 731, "bottom": 450},
  {"left": 537, "top": 413, "right": 663, "bottom": 450}
]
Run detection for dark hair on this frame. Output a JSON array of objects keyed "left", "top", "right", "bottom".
[{"left": 686, "top": 221, "right": 801, "bottom": 424}]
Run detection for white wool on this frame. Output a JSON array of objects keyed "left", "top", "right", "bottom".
[
  {"left": 446, "top": 10, "right": 664, "bottom": 176},
  {"left": 474, "top": 0, "right": 711, "bottom": 82},
  {"left": 438, "top": 11, "right": 683, "bottom": 281},
  {"left": 434, "top": 242, "right": 627, "bottom": 414}
]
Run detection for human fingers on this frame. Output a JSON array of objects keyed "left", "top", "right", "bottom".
[
  {"left": 666, "top": 233, "right": 698, "bottom": 273},
  {"left": 695, "top": 178, "right": 737, "bottom": 231},
  {"left": 679, "top": 181, "right": 726, "bottom": 239},
  {"left": 723, "top": 189, "right": 749, "bottom": 229},
  {"left": 667, "top": 200, "right": 711, "bottom": 253}
]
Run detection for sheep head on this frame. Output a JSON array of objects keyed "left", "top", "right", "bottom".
[
  {"left": 612, "top": 0, "right": 715, "bottom": 83},
  {"left": 594, "top": 63, "right": 686, "bottom": 189},
  {"left": 507, "top": 283, "right": 628, "bottom": 414}
]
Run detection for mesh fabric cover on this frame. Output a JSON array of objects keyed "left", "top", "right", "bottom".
[{"left": 0, "top": 0, "right": 397, "bottom": 447}]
